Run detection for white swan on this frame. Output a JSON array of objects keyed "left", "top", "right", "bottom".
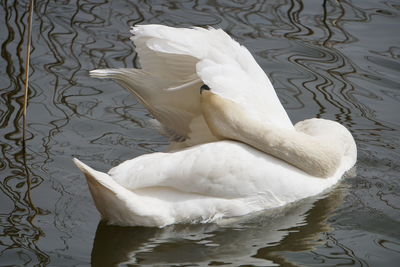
[{"left": 74, "top": 24, "right": 357, "bottom": 227}]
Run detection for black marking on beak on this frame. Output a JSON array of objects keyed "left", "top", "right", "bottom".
[{"left": 200, "top": 84, "right": 210, "bottom": 94}]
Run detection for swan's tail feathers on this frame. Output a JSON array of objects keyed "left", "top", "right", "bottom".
[
  {"left": 73, "top": 158, "right": 129, "bottom": 220},
  {"left": 73, "top": 158, "right": 115, "bottom": 192},
  {"left": 73, "top": 158, "right": 171, "bottom": 227}
]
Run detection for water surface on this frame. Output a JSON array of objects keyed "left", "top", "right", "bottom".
[{"left": 1, "top": 0, "right": 399, "bottom": 266}]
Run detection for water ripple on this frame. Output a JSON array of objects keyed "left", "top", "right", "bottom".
[{"left": 1, "top": 0, "right": 399, "bottom": 266}]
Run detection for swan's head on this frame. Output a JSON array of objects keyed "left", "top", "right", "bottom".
[
  {"left": 199, "top": 88, "right": 252, "bottom": 140},
  {"left": 199, "top": 87, "right": 357, "bottom": 178},
  {"left": 199, "top": 88, "right": 275, "bottom": 143}
]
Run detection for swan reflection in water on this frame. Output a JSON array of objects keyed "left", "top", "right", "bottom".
[{"left": 91, "top": 183, "right": 347, "bottom": 266}]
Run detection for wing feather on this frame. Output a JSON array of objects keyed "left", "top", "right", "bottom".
[
  {"left": 91, "top": 24, "right": 293, "bottom": 145},
  {"left": 90, "top": 68, "right": 200, "bottom": 141}
]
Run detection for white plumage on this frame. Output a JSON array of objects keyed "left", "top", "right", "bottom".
[{"left": 74, "top": 24, "right": 357, "bottom": 227}]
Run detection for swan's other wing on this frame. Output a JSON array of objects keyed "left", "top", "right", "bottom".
[
  {"left": 91, "top": 26, "right": 221, "bottom": 144},
  {"left": 131, "top": 24, "right": 293, "bottom": 129},
  {"left": 91, "top": 25, "right": 292, "bottom": 144},
  {"left": 90, "top": 68, "right": 203, "bottom": 142}
]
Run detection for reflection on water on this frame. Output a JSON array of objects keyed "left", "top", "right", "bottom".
[
  {"left": 92, "top": 186, "right": 344, "bottom": 266},
  {"left": 1, "top": 0, "right": 399, "bottom": 266}
]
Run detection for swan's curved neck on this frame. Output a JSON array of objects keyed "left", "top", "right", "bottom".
[{"left": 201, "top": 91, "right": 341, "bottom": 178}]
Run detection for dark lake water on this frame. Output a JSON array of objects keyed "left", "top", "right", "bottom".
[{"left": 1, "top": 0, "right": 400, "bottom": 266}]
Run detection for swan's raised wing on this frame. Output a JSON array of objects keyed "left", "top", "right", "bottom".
[
  {"left": 131, "top": 24, "right": 293, "bottom": 129},
  {"left": 91, "top": 25, "right": 292, "bottom": 146},
  {"left": 90, "top": 68, "right": 201, "bottom": 142}
]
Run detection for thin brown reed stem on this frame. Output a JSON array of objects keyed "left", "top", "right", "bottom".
[
  {"left": 22, "top": 0, "right": 34, "bottom": 142},
  {"left": 22, "top": 0, "right": 37, "bottom": 213}
]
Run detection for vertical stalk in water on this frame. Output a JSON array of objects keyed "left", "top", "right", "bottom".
[
  {"left": 23, "top": 0, "right": 36, "bottom": 211},
  {"left": 23, "top": 0, "right": 34, "bottom": 141}
]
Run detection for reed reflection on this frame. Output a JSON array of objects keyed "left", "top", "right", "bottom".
[{"left": 0, "top": 1, "right": 49, "bottom": 265}]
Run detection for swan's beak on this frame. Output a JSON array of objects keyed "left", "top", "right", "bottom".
[{"left": 200, "top": 84, "right": 210, "bottom": 94}]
